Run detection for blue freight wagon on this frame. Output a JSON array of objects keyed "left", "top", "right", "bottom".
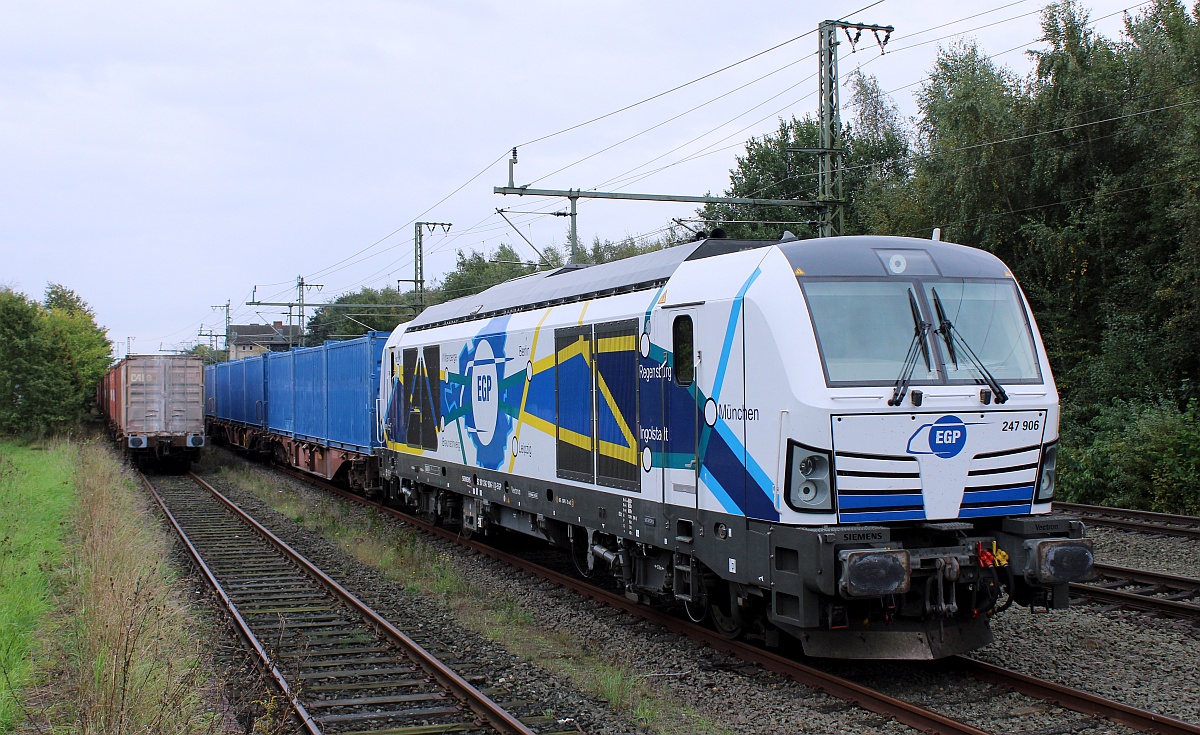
[
  {"left": 204, "top": 332, "right": 389, "bottom": 489},
  {"left": 204, "top": 363, "right": 216, "bottom": 417}
]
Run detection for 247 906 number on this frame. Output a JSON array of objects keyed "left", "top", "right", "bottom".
[{"left": 1001, "top": 419, "right": 1040, "bottom": 432}]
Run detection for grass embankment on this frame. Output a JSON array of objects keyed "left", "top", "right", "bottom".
[
  {"left": 3, "top": 439, "right": 227, "bottom": 733},
  {"left": 216, "top": 460, "right": 732, "bottom": 735},
  {"left": 0, "top": 441, "right": 74, "bottom": 730}
]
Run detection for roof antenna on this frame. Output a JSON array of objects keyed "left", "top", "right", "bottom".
[{"left": 932, "top": 228, "right": 942, "bottom": 241}]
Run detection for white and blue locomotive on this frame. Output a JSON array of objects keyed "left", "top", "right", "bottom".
[{"left": 375, "top": 233, "right": 1094, "bottom": 659}]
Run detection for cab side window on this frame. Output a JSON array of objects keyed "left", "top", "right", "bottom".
[{"left": 673, "top": 315, "right": 694, "bottom": 386}]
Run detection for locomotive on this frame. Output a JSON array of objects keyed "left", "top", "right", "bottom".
[{"left": 211, "top": 233, "right": 1095, "bottom": 659}]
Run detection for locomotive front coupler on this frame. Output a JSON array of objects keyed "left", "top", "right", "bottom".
[
  {"left": 989, "top": 515, "right": 1094, "bottom": 608},
  {"left": 836, "top": 542, "right": 989, "bottom": 603}
]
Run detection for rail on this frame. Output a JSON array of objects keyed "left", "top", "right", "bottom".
[
  {"left": 1071, "top": 562, "right": 1200, "bottom": 622},
  {"left": 1055, "top": 502, "right": 1200, "bottom": 540},
  {"left": 141, "top": 471, "right": 537, "bottom": 735}
]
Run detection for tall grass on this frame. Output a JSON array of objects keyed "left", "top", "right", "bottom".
[
  {"left": 36, "top": 442, "right": 223, "bottom": 734},
  {"left": 0, "top": 440, "right": 74, "bottom": 730}
]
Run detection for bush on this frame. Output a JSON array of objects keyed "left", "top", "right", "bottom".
[{"left": 1059, "top": 399, "right": 1200, "bottom": 514}]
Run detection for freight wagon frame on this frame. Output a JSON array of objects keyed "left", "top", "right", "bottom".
[{"left": 205, "top": 333, "right": 387, "bottom": 489}]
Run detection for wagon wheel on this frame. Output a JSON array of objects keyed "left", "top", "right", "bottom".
[
  {"left": 421, "top": 491, "right": 445, "bottom": 527},
  {"left": 708, "top": 580, "right": 745, "bottom": 639}
]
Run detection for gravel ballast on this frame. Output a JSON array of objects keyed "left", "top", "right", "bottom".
[
  {"left": 187, "top": 451, "right": 1200, "bottom": 734},
  {"left": 1088, "top": 525, "right": 1200, "bottom": 578}
]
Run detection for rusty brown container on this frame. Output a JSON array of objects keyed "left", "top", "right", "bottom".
[{"left": 100, "top": 354, "right": 206, "bottom": 466}]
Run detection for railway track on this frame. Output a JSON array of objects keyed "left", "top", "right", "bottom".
[
  {"left": 141, "top": 471, "right": 549, "bottom": 735},
  {"left": 260, "top": 466, "right": 1200, "bottom": 735},
  {"left": 1055, "top": 502, "right": 1200, "bottom": 540},
  {"left": 1070, "top": 562, "right": 1200, "bottom": 623}
]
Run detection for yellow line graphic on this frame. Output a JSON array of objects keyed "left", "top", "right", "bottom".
[
  {"left": 556, "top": 336, "right": 590, "bottom": 365},
  {"left": 596, "top": 335, "right": 637, "bottom": 353},
  {"left": 558, "top": 426, "right": 593, "bottom": 452},
  {"left": 595, "top": 370, "right": 636, "bottom": 456},
  {"left": 519, "top": 412, "right": 557, "bottom": 438},
  {"left": 599, "top": 439, "right": 637, "bottom": 464},
  {"left": 507, "top": 307, "right": 554, "bottom": 472}
]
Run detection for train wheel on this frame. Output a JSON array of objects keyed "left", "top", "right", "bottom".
[
  {"left": 570, "top": 527, "right": 594, "bottom": 578},
  {"left": 708, "top": 581, "right": 745, "bottom": 639},
  {"left": 420, "top": 490, "right": 444, "bottom": 527}
]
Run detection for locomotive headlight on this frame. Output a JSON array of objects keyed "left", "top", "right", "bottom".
[
  {"left": 785, "top": 443, "right": 834, "bottom": 513},
  {"left": 1035, "top": 442, "right": 1058, "bottom": 502}
]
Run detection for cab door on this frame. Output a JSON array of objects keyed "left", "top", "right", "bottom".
[{"left": 659, "top": 308, "right": 700, "bottom": 511}]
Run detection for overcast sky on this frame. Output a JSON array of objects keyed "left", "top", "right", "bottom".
[{"left": 0, "top": 0, "right": 1140, "bottom": 355}]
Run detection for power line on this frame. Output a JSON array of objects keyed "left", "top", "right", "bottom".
[
  {"left": 295, "top": 0, "right": 1146, "bottom": 303},
  {"left": 293, "top": 2, "right": 890, "bottom": 290},
  {"left": 303, "top": 0, "right": 1056, "bottom": 298},
  {"left": 902, "top": 172, "right": 1200, "bottom": 237}
]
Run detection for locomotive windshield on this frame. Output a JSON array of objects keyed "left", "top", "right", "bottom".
[
  {"left": 802, "top": 278, "right": 1041, "bottom": 386},
  {"left": 802, "top": 281, "right": 938, "bottom": 384},
  {"left": 924, "top": 280, "right": 1041, "bottom": 383}
]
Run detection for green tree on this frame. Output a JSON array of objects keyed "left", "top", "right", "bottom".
[
  {"left": 696, "top": 72, "right": 914, "bottom": 239},
  {"left": 42, "top": 283, "right": 112, "bottom": 411},
  {"left": 0, "top": 285, "right": 108, "bottom": 435},
  {"left": 435, "top": 243, "right": 542, "bottom": 303},
  {"left": 842, "top": 71, "right": 917, "bottom": 236},
  {"left": 696, "top": 115, "right": 825, "bottom": 240},
  {"left": 304, "top": 287, "right": 422, "bottom": 344},
  {"left": 0, "top": 289, "right": 47, "bottom": 433},
  {"left": 186, "top": 343, "right": 227, "bottom": 364}
]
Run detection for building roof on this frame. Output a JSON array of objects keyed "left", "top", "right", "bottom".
[{"left": 230, "top": 322, "right": 303, "bottom": 346}]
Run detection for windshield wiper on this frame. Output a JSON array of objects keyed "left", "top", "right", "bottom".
[
  {"left": 889, "top": 290, "right": 932, "bottom": 406},
  {"left": 932, "top": 287, "right": 1008, "bottom": 404}
]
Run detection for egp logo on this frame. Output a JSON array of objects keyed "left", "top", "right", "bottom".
[
  {"left": 469, "top": 339, "right": 500, "bottom": 445},
  {"left": 907, "top": 415, "right": 969, "bottom": 459}
]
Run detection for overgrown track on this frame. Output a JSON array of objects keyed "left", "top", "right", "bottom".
[
  {"left": 1055, "top": 502, "right": 1200, "bottom": 540},
  {"left": 140, "top": 472, "right": 540, "bottom": 735},
  {"left": 270, "top": 467, "right": 1200, "bottom": 735},
  {"left": 1070, "top": 562, "right": 1200, "bottom": 623}
]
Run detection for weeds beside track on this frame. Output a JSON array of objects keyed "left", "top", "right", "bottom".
[
  {"left": 6, "top": 439, "right": 228, "bottom": 734},
  {"left": 0, "top": 440, "right": 73, "bottom": 730}
]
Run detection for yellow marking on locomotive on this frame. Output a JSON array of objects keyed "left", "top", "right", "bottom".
[
  {"left": 595, "top": 335, "right": 637, "bottom": 353},
  {"left": 557, "top": 426, "right": 592, "bottom": 452},
  {"left": 508, "top": 307, "right": 555, "bottom": 473},
  {"left": 598, "top": 439, "right": 637, "bottom": 464},
  {"left": 530, "top": 353, "right": 556, "bottom": 374},
  {"left": 520, "top": 412, "right": 556, "bottom": 438},
  {"left": 596, "top": 370, "right": 636, "bottom": 458},
  {"left": 385, "top": 440, "right": 425, "bottom": 456},
  {"left": 556, "top": 335, "right": 591, "bottom": 365}
]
